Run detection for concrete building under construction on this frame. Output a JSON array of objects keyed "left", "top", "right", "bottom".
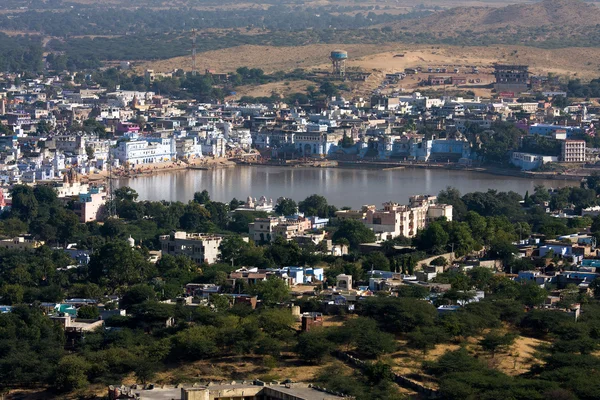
[{"left": 494, "top": 64, "right": 529, "bottom": 94}]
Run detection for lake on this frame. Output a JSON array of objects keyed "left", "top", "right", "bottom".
[{"left": 116, "top": 166, "right": 575, "bottom": 208}]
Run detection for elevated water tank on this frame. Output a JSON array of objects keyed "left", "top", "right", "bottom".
[{"left": 330, "top": 50, "right": 348, "bottom": 60}]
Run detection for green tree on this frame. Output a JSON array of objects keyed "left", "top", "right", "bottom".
[
  {"left": 590, "top": 278, "right": 600, "bottom": 300},
  {"left": 319, "top": 81, "right": 339, "bottom": 97},
  {"left": 249, "top": 276, "right": 290, "bottom": 306},
  {"left": 193, "top": 190, "right": 211, "bottom": 204},
  {"left": 133, "top": 357, "right": 156, "bottom": 385},
  {"left": 121, "top": 284, "right": 157, "bottom": 309},
  {"left": 274, "top": 198, "right": 298, "bottom": 216},
  {"left": 438, "top": 187, "right": 468, "bottom": 220},
  {"left": 54, "top": 355, "right": 90, "bottom": 392},
  {"left": 0, "top": 284, "right": 24, "bottom": 305},
  {"left": 332, "top": 219, "right": 376, "bottom": 249},
  {"left": 0, "top": 218, "right": 28, "bottom": 238},
  {"left": 179, "top": 202, "right": 214, "bottom": 232},
  {"left": 114, "top": 186, "right": 139, "bottom": 202},
  {"left": 77, "top": 305, "right": 100, "bottom": 319},
  {"left": 10, "top": 185, "right": 38, "bottom": 223},
  {"left": 479, "top": 330, "right": 516, "bottom": 358},
  {"left": 413, "top": 222, "right": 449, "bottom": 254},
  {"left": 88, "top": 240, "right": 154, "bottom": 288},
  {"left": 298, "top": 194, "right": 336, "bottom": 217},
  {"left": 296, "top": 328, "right": 336, "bottom": 364},
  {"left": 363, "top": 251, "right": 391, "bottom": 271},
  {"left": 170, "top": 326, "right": 219, "bottom": 361}
]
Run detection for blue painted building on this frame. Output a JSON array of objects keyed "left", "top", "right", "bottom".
[{"left": 529, "top": 124, "right": 583, "bottom": 138}]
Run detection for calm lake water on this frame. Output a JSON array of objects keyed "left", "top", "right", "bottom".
[{"left": 116, "top": 166, "right": 575, "bottom": 209}]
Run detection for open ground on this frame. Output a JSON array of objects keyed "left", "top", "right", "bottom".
[{"left": 140, "top": 43, "right": 600, "bottom": 99}]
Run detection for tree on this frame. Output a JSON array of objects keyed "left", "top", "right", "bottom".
[
  {"left": 193, "top": 190, "right": 211, "bottom": 204},
  {"left": 219, "top": 235, "right": 252, "bottom": 266},
  {"left": 77, "top": 305, "right": 100, "bottom": 319},
  {"left": 438, "top": 187, "right": 467, "bottom": 220},
  {"left": 0, "top": 218, "right": 27, "bottom": 238},
  {"left": 413, "top": 222, "right": 449, "bottom": 254},
  {"left": 120, "top": 284, "right": 157, "bottom": 309},
  {"left": 36, "top": 120, "right": 52, "bottom": 135},
  {"left": 258, "top": 308, "right": 296, "bottom": 340},
  {"left": 274, "top": 198, "right": 298, "bottom": 216},
  {"left": 430, "top": 256, "right": 449, "bottom": 267},
  {"left": 249, "top": 276, "right": 290, "bottom": 306},
  {"left": 85, "top": 145, "right": 95, "bottom": 160},
  {"left": 0, "top": 284, "right": 24, "bottom": 305},
  {"left": 407, "top": 326, "right": 446, "bottom": 355},
  {"left": 170, "top": 326, "right": 219, "bottom": 361},
  {"left": 359, "top": 297, "right": 437, "bottom": 333},
  {"left": 319, "top": 81, "right": 339, "bottom": 97},
  {"left": 10, "top": 185, "right": 38, "bottom": 223},
  {"left": 479, "top": 330, "right": 516, "bottom": 358},
  {"left": 363, "top": 251, "right": 391, "bottom": 271},
  {"left": 88, "top": 240, "right": 154, "bottom": 288},
  {"left": 332, "top": 219, "right": 376, "bottom": 249},
  {"left": 517, "top": 283, "right": 547, "bottom": 307},
  {"left": 229, "top": 198, "right": 241, "bottom": 210},
  {"left": 114, "top": 186, "right": 139, "bottom": 202},
  {"left": 54, "top": 355, "right": 90, "bottom": 392},
  {"left": 590, "top": 278, "right": 600, "bottom": 300},
  {"left": 296, "top": 328, "right": 336, "bottom": 364},
  {"left": 298, "top": 194, "right": 335, "bottom": 217},
  {"left": 335, "top": 317, "right": 396, "bottom": 358},
  {"left": 133, "top": 358, "right": 156, "bottom": 385},
  {"left": 179, "top": 202, "right": 214, "bottom": 232}
]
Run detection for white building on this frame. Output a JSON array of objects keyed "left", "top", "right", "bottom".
[
  {"left": 159, "top": 231, "right": 223, "bottom": 265},
  {"left": 113, "top": 138, "right": 176, "bottom": 165},
  {"left": 561, "top": 140, "right": 586, "bottom": 163}
]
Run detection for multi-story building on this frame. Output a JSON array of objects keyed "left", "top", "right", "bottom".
[
  {"left": 159, "top": 232, "right": 222, "bottom": 264},
  {"left": 249, "top": 217, "right": 280, "bottom": 243},
  {"left": 54, "top": 169, "right": 90, "bottom": 198},
  {"left": 249, "top": 216, "right": 312, "bottom": 243},
  {"left": 362, "top": 196, "right": 452, "bottom": 240},
  {"left": 0, "top": 235, "right": 44, "bottom": 250},
  {"left": 529, "top": 124, "right": 583, "bottom": 138},
  {"left": 494, "top": 64, "right": 529, "bottom": 94},
  {"left": 72, "top": 187, "right": 107, "bottom": 222},
  {"left": 113, "top": 138, "right": 176, "bottom": 166},
  {"left": 561, "top": 140, "right": 586, "bottom": 163},
  {"left": 53, "top": 134, "right": 86, "bottom": 156}
]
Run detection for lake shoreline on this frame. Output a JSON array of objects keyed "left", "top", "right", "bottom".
[
  {"left": 257, "top": 159, "right": 585, "bottom": 182},
  {"left": 116, "top": 163, "right": 577, "bottom": 208}
]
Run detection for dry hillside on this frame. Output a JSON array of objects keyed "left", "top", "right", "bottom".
[
  {"left": 138, "top": 44, "right": 399, "bottom": 74},
  {"left": 142, "top": 43, "right": 600, "bottom": 80},
  {"left": 388, "top": 0, "right": 600, "bottom": 32}
]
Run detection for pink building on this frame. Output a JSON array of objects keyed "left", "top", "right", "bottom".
[
  {"left": 116, "top": 122, "right": 140, "bottom": 135},
  {"left": 73, "top": 190, "right": 107, "bottom": 223}
]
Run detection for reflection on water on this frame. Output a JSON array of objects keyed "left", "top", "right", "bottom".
[{"left": 117, "top": 166, "right": 575, "bottom": 208}]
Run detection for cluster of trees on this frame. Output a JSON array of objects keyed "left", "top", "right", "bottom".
[
  {"left": 0, "top": 293, "right": 300, "bottom": 393},
  {"left": 0, "top": 7, "right": 407, "bottom": 37},
  {"left": 297, "top": 268, "right": 600, "bottom": 400},
  {"left": 0, "top": 34, "right": 43, "bottom": 73},
  {"left": 6, "top": 182, "right": 600, "bottom": 397},
  {"left": 565, "top": 78, "right": 600, "bottom": 98},
  {"left": 394, "top": 183, "right": 600, "bottom": 274}
]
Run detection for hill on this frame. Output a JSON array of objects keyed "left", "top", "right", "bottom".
[{"left": 388, "top": 0, "right": 600, "bottom": 33}]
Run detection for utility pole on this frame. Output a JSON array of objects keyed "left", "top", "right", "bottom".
[{"left": 108, "top": 146, "right": 117, "bottom": 218}]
